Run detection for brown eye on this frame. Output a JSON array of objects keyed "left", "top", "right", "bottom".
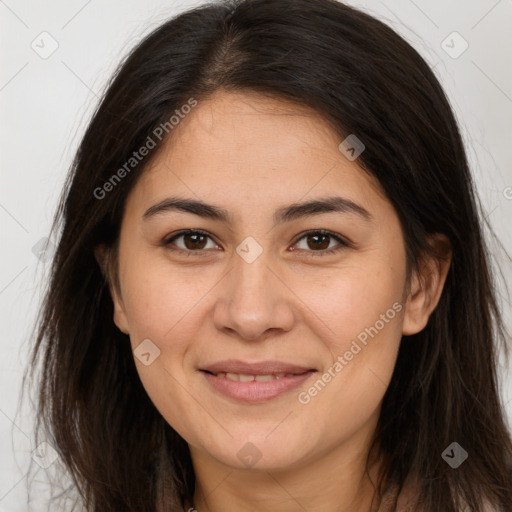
[
  {"left": 181, "top": 232, "right": 208, "bottom": 250},
  {"left": 163, "top": 229, "right": 350, "bottom": 257},
  {"left": 164, "top": 230, "right": 218, "bottom": 253},
  {"left": 293, "top": 230, "right": 350, "bottom": 256},
  {"left": 305, "top": 233, "right": 330, "bottom": 250}
]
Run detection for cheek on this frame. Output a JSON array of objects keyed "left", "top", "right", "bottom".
[
  {"left": 297, "top": 259, "right": 405, "bottom": 348},
  {"left": 297, "top": 312, "right": 403, "bottom": 445},
  {"left": 293, "top": 261, "right": 404, "bottom": 416},
  {"left": 119, "top": 250, "right": 204, "bottom": 342},
  {"left": 117, "top": 259, "right": 208, "bottom": 442}
]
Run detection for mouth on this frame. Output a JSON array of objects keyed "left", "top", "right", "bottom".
[
  {"left": 199, "top": 360, "right": 317, "bottom": 403},
  {"left": 203, "top": 371, "right": 306, "bottom": 381}
]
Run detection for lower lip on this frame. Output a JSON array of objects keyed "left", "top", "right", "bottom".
[{"left": 200, "top": 370, "right": 316, "bottom": 403}]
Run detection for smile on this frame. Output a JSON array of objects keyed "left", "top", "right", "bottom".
[
  {"left": 210, "top": 372, "right": 298, "bottom": 381},
  {"left": 199, "top": 360, "right": 317, "bottom": 403}
]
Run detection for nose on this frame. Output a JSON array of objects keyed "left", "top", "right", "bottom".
[{"left": 212, "top": 246, "right": 295, "bottom": 341}]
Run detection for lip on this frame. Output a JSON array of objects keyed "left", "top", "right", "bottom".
[
  {"left": 200, "top": 359, "right": 315, "bottom": 375},
  {"left": 199, "top": 359, "right": 317, "bottom": 403}
]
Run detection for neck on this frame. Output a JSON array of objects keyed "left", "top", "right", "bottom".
[{"left": 189, "top": 428, "right": 383, "bottom": 512}]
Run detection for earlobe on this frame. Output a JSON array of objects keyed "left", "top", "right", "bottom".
[
  {"left": 402, "top": 234, "right": 452, "bottom": 336},
  {"left": 402, "top": 271, "right": 430, "bottom": 335},
  {"left": 112, "top": 298, "right": 130, "bottom": 335},
  {"left": 94, "top": 244, "right": 130, "bottom": 335},
  {"left": 94, "top": 244, "right": 110, "bottom": 280}
]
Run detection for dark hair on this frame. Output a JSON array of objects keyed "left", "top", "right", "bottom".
[{"left": 24, "top": 0, "right": 512, "bottom": 510}]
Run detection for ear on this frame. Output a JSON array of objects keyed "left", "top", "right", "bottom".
[
  {"left": 402, "top": 233, "right": 452, "bottom": 336},
  {"left": 94, "top": 244, "right": 130, "bottom": 335}
]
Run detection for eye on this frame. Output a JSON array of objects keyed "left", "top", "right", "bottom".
[
  {"left": 163, "top": 229, "right": 220, "bottom": 255},
  {"left": 162, "top": 229, "right": 352, "bottom": 257},
  {"left": 292, "top": 230, "right": 351, "bottom": 256}
]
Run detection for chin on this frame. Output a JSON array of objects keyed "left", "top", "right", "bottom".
[{"left": 201, "top": 435, "right": 312, "bottom": 472}]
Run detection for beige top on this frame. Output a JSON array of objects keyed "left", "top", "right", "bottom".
[
  {"left": 377, "top": 478, "right": 497, "bottom": 512},
  {"left": 182, "top": 479, "right": 420, "bottom": 512},
  {"left": 182, "top": 476, "right": 497, "bottom": 511}
]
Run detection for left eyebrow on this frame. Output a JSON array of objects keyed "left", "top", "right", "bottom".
[
  {"left": 142, "top": 195, "right": 373, "bottom": 224},
  {"left": 273, "top": 196, "right": 373, "bottom": 224}
]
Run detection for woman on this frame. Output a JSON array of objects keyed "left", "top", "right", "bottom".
[{"left": 25, "top": 0, "right": 512, "bottom": 510}]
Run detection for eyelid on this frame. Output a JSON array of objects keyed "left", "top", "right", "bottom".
[{"left": 162, "top": 228, "right": 353, "bottom": 256}]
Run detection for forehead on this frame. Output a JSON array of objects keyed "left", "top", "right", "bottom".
[
  {"left": 167, "top": 90, "right": 342, "bottom": 162},
  {"left": 125, "top": 90, "right": 387, "bottom": 218}
]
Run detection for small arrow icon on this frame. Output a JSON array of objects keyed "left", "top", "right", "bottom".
[
  {"left": 31, "top": 441, "right": 58, "bottom": 468},
  {"left": 440, "top": 32, "right": 468, "bottom": 59},
  {"left": 134, "top": 339, "right": 161, "bottom": 366},
  {"left": 442, "top": 442, "right": 468, "bottom": 468},
  {"left": 31, "top": 31, "right": 59, "bottom": 59},
  {"left": 339, "top": 134, "right": 365, "bottom": 161},
  {"left": 237, "top": 441, "right": 262, "bottom": 467},
  {"left": 236, "top": 237, "right": 263, "bottom": 263},
  {"left": 31, "top": 236, "right": 56, "bottom": 262}
]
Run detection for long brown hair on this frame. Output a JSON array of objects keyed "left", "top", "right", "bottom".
[{"left": 24, "top": 0, "right": 512, "bottom": 510}]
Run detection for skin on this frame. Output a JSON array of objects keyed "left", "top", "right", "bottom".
[{"left": 96, "top": 90, "right": 451, "bottom": 512}]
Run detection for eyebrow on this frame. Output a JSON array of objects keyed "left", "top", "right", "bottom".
[{"left": 142, "top": 195, "right": 373, "bottom": 224}]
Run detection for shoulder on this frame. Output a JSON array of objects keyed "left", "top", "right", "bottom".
[{"left": 378, "top": 477, "right": 500, "bottom": 512}]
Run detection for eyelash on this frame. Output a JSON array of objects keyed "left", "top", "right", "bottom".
[{"left": 162, "top": 229, "right": 352, "bottom": 257}]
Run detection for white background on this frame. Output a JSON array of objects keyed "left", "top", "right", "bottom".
[{"left": 1, "top": 0, "right": 511, "bottom": 510}]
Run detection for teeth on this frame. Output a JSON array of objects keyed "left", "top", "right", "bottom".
[
  {"left": 255, "top": 374, "right": 273, "bottom": 382},
  {"left": 226, "top": 372, "right": 245, "bottom": 381},
  {"left": 218, "top": 372, "right": 296, "bottom": 381}
]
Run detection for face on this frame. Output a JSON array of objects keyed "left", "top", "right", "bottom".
[{"left": 102, "top": 90, "right": 439, "bottom": 474}]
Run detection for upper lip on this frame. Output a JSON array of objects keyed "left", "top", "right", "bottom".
[{"left": 200, "top": 359, "right": 316, "bottom": 375}]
